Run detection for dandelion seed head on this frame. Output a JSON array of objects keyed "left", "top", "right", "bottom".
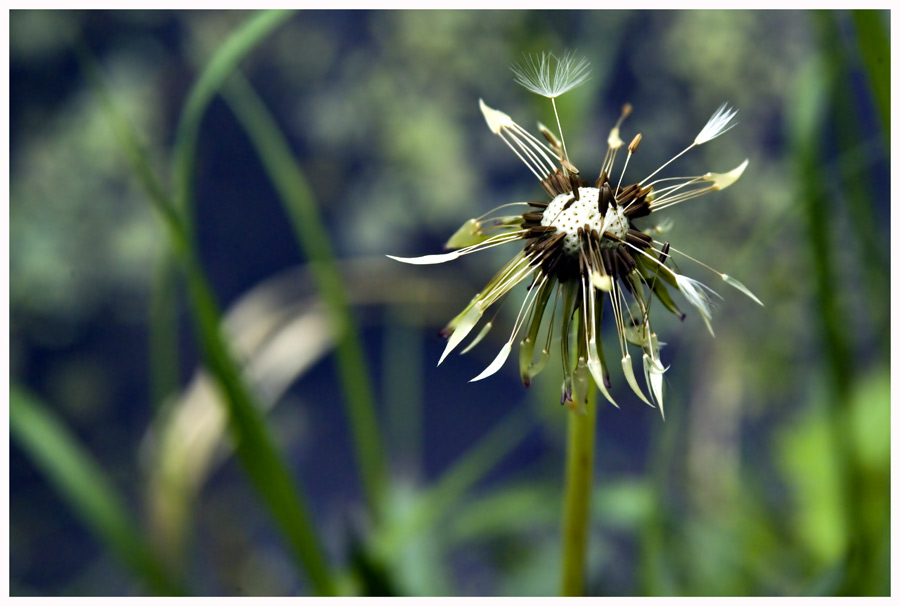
[
  {"left": 512, "top": 51, "right": 591, "bottom": 99},
  {"left": 389, "top": 55, "right": 755, "bottom": 413},
  {"left": 694, "top": 103, "right": 739, "bottom": 145},
  {"left": 541, "top": 188, "right": 629, "bottom": 256}
]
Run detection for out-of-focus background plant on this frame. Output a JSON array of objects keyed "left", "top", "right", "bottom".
[{"left": 9, "top": 9, "right": 889, "bottom": 596}]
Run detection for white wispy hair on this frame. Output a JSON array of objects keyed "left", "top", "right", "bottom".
[
  {"left": 694, "top": 103, "right": 739, "bottom": 145},
  {"left": 511, "top": 51, "right": 591, "bottom": 99},
  {"left": 674, "top": 274, "right": 721, "bottom": 322}
]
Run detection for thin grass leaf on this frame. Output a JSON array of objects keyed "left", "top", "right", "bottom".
[
  {"left": 180, "top": 264, "right": 338, "bottom": 595},
  {"left": 826, "top": 12, "right": 890, "bottom": 359},
  {"left": 171, "top": 9, "right": 293, "bottom": 226},
  {"left": 383, "top": 306, "right": 425, "bottom": 475},
  {"left": 636, "top": 413, "right": 681, "bottom": 596},
  {"left": 792, "top": 13, "right": 873, "bottom": 595},
  {"left": 10, "top": 386, "right": 185, "bottom": 595},
  {"left": 75, "top": 43, "right": 184, "bottom": 412},
  {"left": 81, "top": 32, "right": 337, "bottom": 594},
  {"left": 851, "top": 10, "right": 889, "bottom": 138},
  {"left": 221, "top": 74, "right": 389, "bottom": 521},
  {"left": 376, "top": 406, "right": 536, "bottom": 558},
  {"left": 74, "top": 41, "right": 180, "bottom": 233},
  {"left": 792, "top": 18, "right": 853, "bottom": 395},
  {"left": 445, "top": 484, "right": 558, "bottom": 544},
  {"left": 149, "top": 255, "right": 181, "bottom": 409},
  {"left": 820, "top": 13, "right": 889, "bottom": 594}
]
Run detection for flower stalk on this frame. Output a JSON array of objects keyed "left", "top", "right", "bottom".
[
  {"left": 560, "top": 361, "right": 597, "bottom": 596},
  {"left": 388, "top": 52, "right": 759, "bottom": 594}
]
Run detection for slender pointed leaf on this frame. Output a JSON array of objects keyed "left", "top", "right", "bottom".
[
  {"left": 82, "top": 25, "right": 338, "bottom": 592},
  {"left": 222, "top": 74, "right": 389, "bottom": 520},
  {"left": 10, "top": 386, "right": 184, "bottom": 595}
]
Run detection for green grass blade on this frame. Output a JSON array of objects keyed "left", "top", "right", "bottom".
[
  {"left": 149, "top": 254, "right": 181, "bottom": 408},
  {"left": 76, "top": 43, "right": 183, "bottom": 411},
  {"left": 377, "top": 406, "right": 535, "bottom": 557},
  {"left": 10, "top": 386, "right": 185, "bottom": 595},
  {"left": 221, "top": 74, "right": 389, "bottom": 521},
  {"left": 823, "top": 12, "right": 890, "bottom": 357},
  {"left": 637, "top": 416, "right": 681, "bottom": 596},
  {"left": 74, "top": 41, "right": 180, "bottom": 234},
  {"left": 178, "top": 258, "right": 338, "bottom": 594},
  {"left": 791, "top": 13, "right": 880, "bottom": 594},
  {"left": 851, "top": 10, "right": 889, "bottom": 137},
  {"left": 81, "top": 37, "right": 338, "bottom": 594},
  {"left": 171, "top": 9, "right": 293, "bottom": 226},
  {"left": 383, "top": 307, "right": 424, "bottom": 473},
  {"left": 792, "top": 17, "right": 853, "bottom": 397}
]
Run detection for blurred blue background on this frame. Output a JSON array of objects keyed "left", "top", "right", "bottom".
[{"left": 9, "top": 10, "right": 890, "bottom": 596}]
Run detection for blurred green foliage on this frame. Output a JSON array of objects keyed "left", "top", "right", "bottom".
[{"left": 9, "top": 9, "right": 889, "bottom": 596}]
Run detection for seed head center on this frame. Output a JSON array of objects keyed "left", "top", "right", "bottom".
[{"left": 541, "top": 187, "right": 629, "bottom": 255}]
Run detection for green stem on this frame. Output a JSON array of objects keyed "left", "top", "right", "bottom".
[{"left": 560, "top": 381, "right": 597, "bottom": 596}]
